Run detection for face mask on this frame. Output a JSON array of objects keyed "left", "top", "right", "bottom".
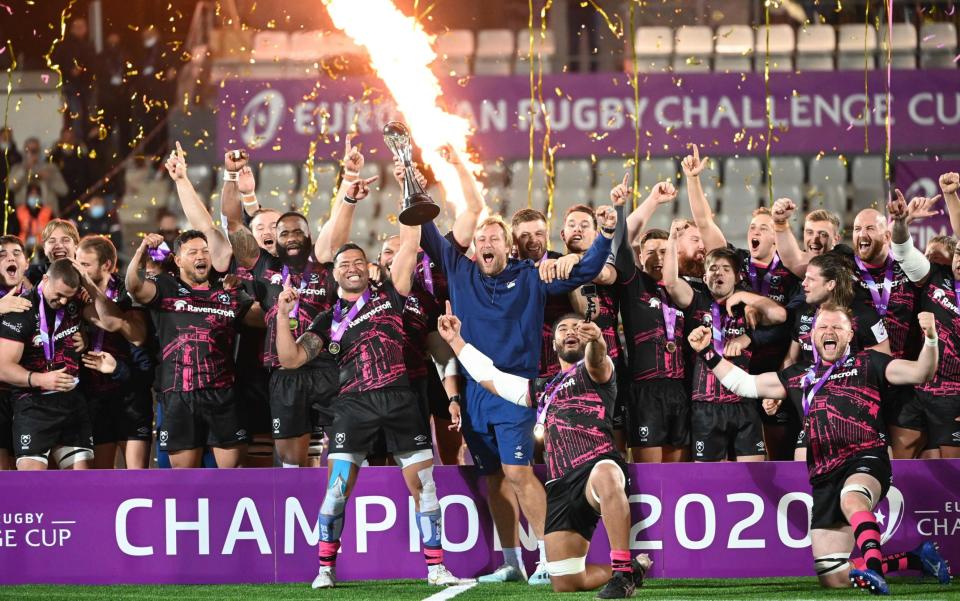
[
  {"left": 27, "top": 196, "right": 41, "bottom": 209},
  {"left": 89, "top": 205, "right": 106, "bottom": 219}
]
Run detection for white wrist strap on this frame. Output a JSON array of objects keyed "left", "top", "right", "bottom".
[{"left": 223, "top": 170, "right": 239, "bottom": 182}]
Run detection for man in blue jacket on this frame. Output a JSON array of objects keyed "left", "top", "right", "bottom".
[{"left": 420, "top": 206, "right": 616, "bottom": 583}]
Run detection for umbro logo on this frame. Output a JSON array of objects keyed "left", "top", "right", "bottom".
[
  {"left": 952, "top": 432, "right": 960, "bottom": 442},
  {"left": 756, "top": 441, "right": 765, "bottom": 451},
  {"left": 414, "top": 434, "right": 428, "bottom": 443}
]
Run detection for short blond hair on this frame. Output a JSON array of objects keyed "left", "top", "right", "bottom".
[
  {"left": 806, "top": 209, "right": 841, "bottom": 232},
  {"left": 475, "top": 215, "right": 511, "bottom": 240}
]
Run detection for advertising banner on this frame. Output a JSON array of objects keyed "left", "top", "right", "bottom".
[
  {"left": 897, "top": 159, "right": 960, "bottom": 250},
  {"left": 1, "top": 461, "right": 957, "bottom": 584},
  {"left": 217, "top": 71, "right": 958, "bottom": 163}
]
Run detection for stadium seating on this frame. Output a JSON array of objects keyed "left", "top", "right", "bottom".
[
  {"left": 258, "top": 163, "right": 299, "bottom": 210},
  {"left": 633, "top": 26, "right": 673, "bottom": 73},
  {"left": 435, "top": 29, "right": 474, "bottom": 77},
  {"left": 796, "top": 24, "right": 836, "bottom": 71},
  {"left": 474, "top": 29, "right": 515, "bottom": 76},
  {"left": 837, "top": 24, "right": 877, "bottom": 71},
  {"left": 886, "top": 23, "right": 918, "bottom": 70},
  {"left": 753, "top": 24, "right": 794, "bottom": 72},
  {"left": 187, "top": 164, "right": 215, "bottom": 199},
  {"left": 920, "top": 22, "right": 958, "bottom": 69},
  {"left": 514, "top": 29, "right": 557, "bottom": 75},
  {"left": 807, "top": 155, "right": 849, "bottom": 215},
  {"left": 851, "top": 155, "right": 886, "bottom": 213},
  {"left": 672, "top": 26, "right": 713, "bottom": 72},
  {"left": 714, "top": 25, "right": 754, "bottom": 73}
]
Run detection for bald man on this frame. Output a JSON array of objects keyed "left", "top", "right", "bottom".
[{"left": 849, "top": 208, "right": 925, "bottom": 458}]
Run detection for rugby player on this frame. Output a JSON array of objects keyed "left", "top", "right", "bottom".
[
  {"left": 0, "top": 236, "right": 35, "bottom": 470},
  {"left": 438, "top": 305, "right": 652, "bottom": 598},
  {"left": 688, "top": 305, "right": 952, "bottom": 593},
  {"left": 276, "top": 226, "right": 470, "bottom": 588}
]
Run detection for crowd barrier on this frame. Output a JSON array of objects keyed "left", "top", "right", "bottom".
[{"left": 0, "top": 460, "right": 957, "bottom": 584}]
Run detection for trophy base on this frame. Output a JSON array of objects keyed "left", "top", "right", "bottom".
[{"left": 398, "top": 195, "right": 441, "bottom": 226}]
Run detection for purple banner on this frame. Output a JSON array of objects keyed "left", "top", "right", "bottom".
[
  {"left": 217, "top": 71, "right": 958, "bottom": 163},
  {"left": 899, "top": 159, "right": 960, "bottom": 250},
  {"left": 1, "top": 460, "right": 957, "bottom": 584}
]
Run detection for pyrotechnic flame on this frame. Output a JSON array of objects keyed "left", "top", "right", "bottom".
[{"left": 323, "top": 0, "right": 484, "bottom": 217}]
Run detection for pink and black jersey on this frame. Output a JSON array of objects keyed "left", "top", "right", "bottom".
[
  {"left": 688, "top": 289, "right": 751, "bottom": 404},
  {"left": 779, "top": 350, "right": 892, "bottom": 481},
  {"left": 250, "top": 250, "right": 337, "bottom": 370},
  {"left": 83, "top": 274, "right": 139, "bottom": 395},
  {"left": 146, "top": 273, "right": 253, "bottom": 393},
  {"left": 619, "top": 270, "right": 685, "bottom": 381},
  {"left": 542, "top": 362, "right": 617, "bottom": 481},
  {"left": 592, "top": 279, "right": 624, "bottom": 363},
  {"left": 0, "top": 287, "right": 83, "bottom": 396},
  {"left": 792, "top": 301, "right": 888, "bottom": 364},
  {"left": 733, "top": 248, "right": 800, "bottom": 307},
  {"left": 402, "top": 281, "right": 440, "bottom": 380},
  {"left": 919, "top": 264, "right": 960, "bottom": 396},
  {"left": 540, "top": 251, "right": 573, "bottom": 380},
  {"left": 307, "top": 280, "right": 409, "bottom": 394},
  {"left": 846, "top": 251, "right": 919, "bottom": 358}
]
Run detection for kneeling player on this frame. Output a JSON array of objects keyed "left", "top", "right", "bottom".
[
  {"left": 438, "top": 305, "right": 650, "bottom": 598},
  {"left": 688, "top": 305, "right": 952, "bottom": 594},
  {"left": 276, "top": 232, "right": 470, "bottom": 589}
]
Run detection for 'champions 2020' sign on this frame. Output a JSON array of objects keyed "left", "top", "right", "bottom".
[{"left": 0, "top": 461, "right": 957, "bottom": 584}]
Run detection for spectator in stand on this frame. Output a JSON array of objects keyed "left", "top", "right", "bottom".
[
  {"left": 7, "top": 137, "right": 68, "bottom": 210},
  {"left": 52, "top": 17, "right": 98, "bottom": 142},
  {"left": 133, "top": 26, "right": 177, "bottom": 158},
  {"left": 49, "top": 128, "right": 92, "bottom": 216},
  {"left": 14, "top": 183, "right": 54, "bottom": 254},
  {"left": 99, "top": 32, "right": 132, "bottom": 153},
  {"left": 156, "top": 210, "right": 181, "bottom": 249},
  {"left": 0, "top": 127, "right": 22, "bottom": 186},
  {"left": 78, "top": 195, "right": 123, "bottom": 251}
]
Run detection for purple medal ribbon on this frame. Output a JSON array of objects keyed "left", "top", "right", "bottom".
[
  {"left": 92, "top": 279, "right": 118, "bottom": 353},
  {"left": 657, "top": 288, "right": 678, "bottom": 346},
  {"left": 953, "top": 278, "right": 960, "bottom": 318},
  {"left": 36, "top": 283, "right": 65, "bottom": 362},
  {"left": 710, "top": 302, "right": 728, "bottom": 354},
  {"left": 801, "top": 347, "right": 850, "bottom": 415},
  {"left": 747, "top": 253, "right": 780, "bottom": 297},
  {"left": 0, "top": 283, "right": 25, "bottom": 298},
  {"left": 281, "top": 260, "right": 313, "bottom": 322},
  {"left": 854, "top": 255, "right": 894, "bottom": 317},
  {"left": 329, "top": 288, "right": 371, "bottom": 345},
  {"left": 535, "top": 360, "right": 583, "bottom": 429},
  {"left": 148, "top": 242, "right": 171, "bottom": 262},
  {"left": 809, "top": 312, "right": 820, "bottom": 363},
  {"left": 420, "top": 254, "right": 434, "bottom": 295}
]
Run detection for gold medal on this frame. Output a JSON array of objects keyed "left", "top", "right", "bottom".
[
  {"left": 289, "top": 317, "right": 299, "bottom": 330},
  {"left": 533, "top": 423, "right": 545, "bottom": 439},
  {"left": 328, "top": 341, "right": 341, "bottom": 355},
  {"left": 665, "top": 341, "right": 677, "bottom": 353}
]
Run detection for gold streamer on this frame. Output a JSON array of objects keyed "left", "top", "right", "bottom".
[
  {"left": 628, "top": 1, "right": 640, "bottom": 209},
  {"left": 526, "top": 0, "right": 536, "bottom": 209},
  {"left": 763, "top": 1, "right": 773, "bottom": 205},
  {"left": 537, "top": 1, "right": 555, "bottom": 232},
  {"left": 44, "top": 0, "right": 78, "bottom": 91},
  {"left": 882, "top": 0, "right": 893, "bottom": 185},
  {"left": 862, "top": 1, "right": 870, "bottom": 153},
  {"left": 2, "top": 40, "right": 17, "bottom": 235}
]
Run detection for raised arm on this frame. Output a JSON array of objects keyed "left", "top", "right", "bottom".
[
  {"left": 391, "top": 224, "right": 421, "bottom": 297},
  {"left": 314, "top": 138, "right": 373, "bottom": 263},
  {"left": 125, "top": 234, "right": 161, "bottom": 305},
  {"left": 579, "top": 320, "right": 614, "bottom": 384},
  {"left": 725, "top": 290, "right": 787, "bottom": 326},
  {"left": 770, "top": 198, "right": 810, "bottom": 277},
  {"left": 889, "top": 189, "right": 935, "bottom": 285},
  {"left": 275, "top": 288, "right": 322, "bottom": 369},
  {"left": 939, "top": 172, "right": 960, "bottom": 236},
  {"left": 165, "top": 142, "right": 233, "bottom": 273},
  {"left": 681, "top": 145, "right": 726, "bottom": 252},
  {"left": 885, "top": 312, "right": 939, "bottom": 385},
  {"left": 687, "top": 325, "right": 788, "bottom": 399},
  {"left": 436, "top": 301, "right": 531, "bottom": 406},
  {"left": 441, "top": 144, "right": 485, "bottom": 248},
  {"left": 663, "top": 223, "right": 694, "bottom": 309},
  {"left": 220, "top": 150, "right": 256, "bottom": 232},
  {"left": 624, "top": 177, "right": 678, "bottom": 244}
]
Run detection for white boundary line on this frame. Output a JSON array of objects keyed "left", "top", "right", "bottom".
[{"left": 420, "top": 581, "right": 478, "bottom": 601}]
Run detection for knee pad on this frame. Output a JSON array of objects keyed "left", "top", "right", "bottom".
[
  {"left": 840, "top": 484, "right": 876, "bottom": 509},
  {"left": 52, "top": 446, "right": 94, "bottom": 468},
  {"left": 546, "top": 555, "right": 586, "bottom": 576},
  {"left": 814, "top": 552, "right": 851, "bottom": 577},
  {"left": 16, "top": 452, "right": 49, "bottom": 468}
]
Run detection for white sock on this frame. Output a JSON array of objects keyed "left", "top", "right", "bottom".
[
  {"left": 502, "top": 546, "right": 522, "bottom": 570},
  {"left": 428, "top": 564, "right": 442, "bottom": 577},
  {"left": 538, "top": 540, "right": 547, "bottom": 564},
  {"left": 281, "top": 462, "right": 299, "bottom": 468}
]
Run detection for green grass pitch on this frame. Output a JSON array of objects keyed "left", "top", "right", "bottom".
[{"left": 0, "top": 577, "right": 954, "bottom": 601}]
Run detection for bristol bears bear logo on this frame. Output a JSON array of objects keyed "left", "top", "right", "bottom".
[
  {"left": 270, "top": 273, "right": 284, "bottom": 286},
  {"left": 20, "top": 434, "right": 31, "bottom": 447},
  {"left": 335, "top": 432, "right": 346, "bottom": 445},
  {"left": 639, "top": 426, "right": 649, "bottom": 439},
  {"left": 272, "top": 418, "right": 280, "bottom": 432},
  {"left": 218, "top": 293, "right": 231, "bottom": 304},
  {"left": 158, "top": 431, "right": 169, "bottom": 443},
  {"left": 695, "top": 440, "right": 705, "bottom": 454}
]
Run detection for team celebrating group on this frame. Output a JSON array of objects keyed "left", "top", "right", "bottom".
[{"left": 0, "top": 134, "right": 954, "bottom": 596}]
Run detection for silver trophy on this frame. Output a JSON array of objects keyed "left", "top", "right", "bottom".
[{"left": 383, "top": 121, "right": 440, "bottom": 225}]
